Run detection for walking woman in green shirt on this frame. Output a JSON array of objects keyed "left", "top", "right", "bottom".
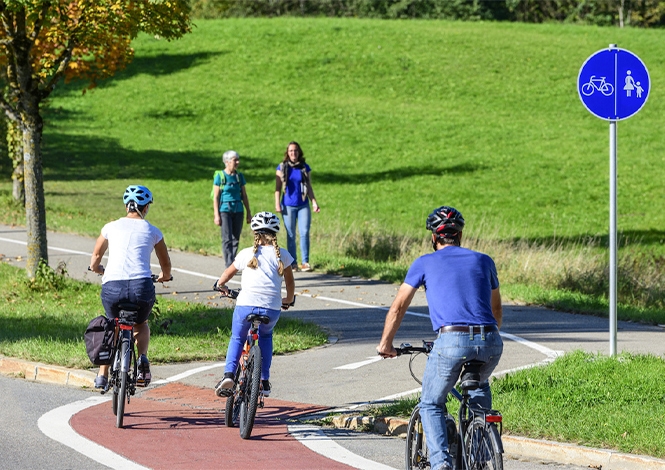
[{"left": 213, "top": 150, "right": 252, "bottom": 267}]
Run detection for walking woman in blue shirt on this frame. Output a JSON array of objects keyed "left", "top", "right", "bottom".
[{"left": 274, "top": 141, "right": 320, "bottom": 272}]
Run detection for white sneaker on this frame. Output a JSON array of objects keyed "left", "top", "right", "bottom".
[{"left": 215, "top": 377, "right": 234, "bottom": 397}]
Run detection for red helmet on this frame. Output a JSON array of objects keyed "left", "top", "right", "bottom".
[{"left": 426, "top": 206, "right": 465, "bottom": 236}]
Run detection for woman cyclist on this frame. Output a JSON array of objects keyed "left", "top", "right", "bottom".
[
  {"left": 214, "top": 211, "right": 295, "bottom": 398},
  {"left": 89, "top": 185, "right": 172, "bottom": 390}
]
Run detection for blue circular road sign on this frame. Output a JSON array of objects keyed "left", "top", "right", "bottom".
[{"left": 578, "top": 46, "right": 650, "bottom": 121}]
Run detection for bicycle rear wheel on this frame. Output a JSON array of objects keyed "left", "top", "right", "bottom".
[
  {"left": 112, "top": 375, "right": 119, "bottom": 416},
  {"left": 464, "top": 417, "right": 503, "bottom": 470},
  {"left": 116, "top": 336, "right": 130, "bottom": 428},
  {"left": 405, "top": 405, "right": 429, "bottom": 470},
  {"left": 239, "top": 345, "right": 262, "bottom": 439},
  {"left": 111, "top": 350, "right": 120, "bottom": 416},
  {"left": 224, "top": 369, "right": 241, "bottom": 427}
]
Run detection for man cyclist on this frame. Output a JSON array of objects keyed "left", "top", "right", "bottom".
[
  {"left": 89, "top": 185, "right": 172, "bottom": 390},
  {"left": 377, "top": 206, "right": 503, "bottom": 470}
]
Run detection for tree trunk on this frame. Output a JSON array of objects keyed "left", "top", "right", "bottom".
[
  {"left": 8, "top": 119, "right": 25, "bottom": 204},
  {"left": 22, "top": 112, "right": 47, "bottom": 278},
  {"left": 12, "top": 160, "right": 24, "bottom": 203}
]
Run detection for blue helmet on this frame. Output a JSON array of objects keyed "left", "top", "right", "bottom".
[{"left": 123, "top": 185, "right": 153, "bottom": 206}]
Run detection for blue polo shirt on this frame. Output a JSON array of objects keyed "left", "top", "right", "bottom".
[{"left": 404, "top": 246, "right": 499, "bottom": 331}]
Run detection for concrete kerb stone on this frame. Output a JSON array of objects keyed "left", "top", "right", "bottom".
[
  {"left": 0, "top": 355, "right": 96, "bottom": 389},
  {"left": 331, "top": 414, "right": 665, "bottom": 470}
]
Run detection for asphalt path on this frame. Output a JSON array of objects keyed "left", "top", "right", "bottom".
[{"left": 2, "top": 224, "right": 664, "bottom": 469}]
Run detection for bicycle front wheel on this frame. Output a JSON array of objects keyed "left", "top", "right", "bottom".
[
  {"left": 464, "top": 417, "right": 503, "bottom": 470},
  {"left": 405, "top": 405, "right": 429, "bottom": 470},
  {"left": 239, "top": 345, "right": 262, "bottom": 439}
]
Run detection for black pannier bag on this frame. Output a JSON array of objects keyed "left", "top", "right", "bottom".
[{"left": 84, "top": 315, "right": 115, "bottom": 365}]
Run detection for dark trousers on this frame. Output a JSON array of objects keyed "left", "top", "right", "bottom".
[{"left": 220, "top": 211, "right": 244, "bottom": 268}]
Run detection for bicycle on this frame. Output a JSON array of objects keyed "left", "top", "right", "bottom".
[
  {"left": 213, "top": 281, "right": 295, "bottom": 439},
  {"left": 396, "top": 341, "right": 504, "bottom": 470},
  {"left": 581, "top": 75, "right": 614, "bottom": 97},
  {"left": 90, "top": 267, "right": 171, "bottom": 428}
]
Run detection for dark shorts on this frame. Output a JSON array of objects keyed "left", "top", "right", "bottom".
[{"left": 101, "top": 278, "right": 155, "bottom": 324}]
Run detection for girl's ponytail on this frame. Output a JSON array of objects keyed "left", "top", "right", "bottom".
[
  {"left": 247, "top": 233, "right": 261, "bottom": 269},
  {"left": 271, "top": 236, "right": 284, "bottom": 277}
]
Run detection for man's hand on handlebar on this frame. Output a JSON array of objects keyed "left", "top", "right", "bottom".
[{"left": 376, "top": 344, "right": 397, "bottom": 359}]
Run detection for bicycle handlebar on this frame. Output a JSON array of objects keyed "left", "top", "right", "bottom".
[
  {"left": 212, "top": 281, "right": 241, "bottom": 299},
  {"left": 88, "top": 266, "right": 173, "bottom": 282},
  {"left": 212, "top": 281, "right": 296, "bottom": 309},
  {"left": 394, "top": 341, "right": 433, "bottom": 356}
]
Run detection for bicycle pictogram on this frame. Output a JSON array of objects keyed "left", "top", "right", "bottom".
[{"left": 581, "top": 75, "right": 614, "bottom": 97}]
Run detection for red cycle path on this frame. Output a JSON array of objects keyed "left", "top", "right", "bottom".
[{"left": 71, "top": 382, "right": 355, "bottom": 469}]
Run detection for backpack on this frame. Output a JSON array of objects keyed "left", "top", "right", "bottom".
[
  {"left": 84, "top": 315, "right": 115, "bottom": 365},
  {"left": 210, "top": 170, "right": 245, "bottom": 199}
]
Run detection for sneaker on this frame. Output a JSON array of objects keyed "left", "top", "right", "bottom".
[
  {"left": 137, "top": 355, "right": 151, "bottom": 387},
  {"left": 94, "top": 375, "right": 108, "bottom": 390},
  {"left": 300, "top": 262, "right": 312, "bottom": 272},
  {"left": 261, "top": 379, "right": 271, "bottom": 397},
  {"left": 290, "top": 263, "right": 300, "bottom": 272},
  {"left": 215, "top": 372, "right": 235, "bottom": 397}
]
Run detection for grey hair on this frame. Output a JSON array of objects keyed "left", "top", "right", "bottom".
[{"left": 223, "top": 150, "right": 239, "bottom": 163}]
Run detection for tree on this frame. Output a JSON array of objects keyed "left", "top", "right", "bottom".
[{"left": 0, "top": 0, "right": 191, "bottom": 278}]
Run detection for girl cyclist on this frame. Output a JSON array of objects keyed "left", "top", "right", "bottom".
[
  {"left": 89, "top": 185, "right": 172, "bottom": 390},
  {"left": 214, "top": 211, "right": 295, "bottom": 397}
]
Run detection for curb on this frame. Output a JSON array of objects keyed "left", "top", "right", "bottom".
[
  {"left": 0, "top": 356, "right": 96, "bottom": 389},
  {"left": 331, "top": 415, "right": 665, "bottom": 470}
]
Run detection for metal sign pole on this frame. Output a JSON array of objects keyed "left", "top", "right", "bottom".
[
  {"left": 577, "top": 44, "right": 649, "bottom": 357},
  {"left": 609, "top": 120, "right": 617, "bottom": 357}
]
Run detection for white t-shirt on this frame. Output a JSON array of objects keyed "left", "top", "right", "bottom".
[
  {"left": 101, "top": 217, "right": 163, "bottom": 284},
  {"left": 234, "top": 245, "right": 294, "bottom": 310}
]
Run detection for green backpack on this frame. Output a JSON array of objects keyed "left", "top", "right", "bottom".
[{"left": 210, "top": 170, "right": 245, "bottom": 199}]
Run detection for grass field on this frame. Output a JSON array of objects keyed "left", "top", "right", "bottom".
[
  {"left": 0, "top": 261, "right": 327, "bottom": 369},
  {"left": 1, "top": 17, "right": 665, "bottom": 317},
  {"left": 367, "top": 350, "right": 665, "bottom": 459}
]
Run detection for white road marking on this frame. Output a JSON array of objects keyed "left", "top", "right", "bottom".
[
  {"left": 334, "top": 356, "right": 383, "bottom": 370},
  {"left": 288, "top": 424, "right": 398, "bottom": 470},
  {"left": 152, "top": 362, "right": 226, "bottom": 385},
  {"left": 37, "top": 396, "right": 150, "bottom": 470},
  {"left": 9, "top": 233, "right": 566, "bottom": 468}
]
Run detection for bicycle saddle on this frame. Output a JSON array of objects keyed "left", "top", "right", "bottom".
[
  {"left": 117, "top": 302, "right": 140, "bottom": 311},
  {"left": 460, "top": 360, "right": 483, "bottom": 391},
  {"left": 245, "top": 314, "right": 271, "bottom": 324}
]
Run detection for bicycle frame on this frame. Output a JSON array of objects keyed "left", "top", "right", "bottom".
[
  {"left": 398, "top": 342, "right": 503, "bottom": 470},
  {"left": 110, "top": 308, "right": 138, "bottom": 428}
]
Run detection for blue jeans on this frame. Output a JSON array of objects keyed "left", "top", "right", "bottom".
[
  {"left": 224, "top": 305, "right": 281, "bottom": 380},
  {"left": 282, "top": 203, "right": 311, "bottom": 266},
  {"left": 419, "top": 329, "right": 503, "bottom": 470},
  {"left": 100, "top": 278, "right": 155, "bottom": 324}
]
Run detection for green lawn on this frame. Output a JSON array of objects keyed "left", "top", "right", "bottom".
[
  {"left": 0, "top": 262, "right": 327, "bottom": 369},
  {"left": 1, "top": 17, "right": 665, "bottom": 317},
  {"left": 368, "top": 351, "right": 665, "bottom": 459}
]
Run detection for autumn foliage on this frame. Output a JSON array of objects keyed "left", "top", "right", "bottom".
[{"left": 0, "top": 0, "right": 191, "bottom": 278}]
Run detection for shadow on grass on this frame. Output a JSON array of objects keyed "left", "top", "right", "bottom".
[
  {"left": 314, "top": 162, "right": 485, "bottom": 185},
  {"left": 41, "top": 132, "right": 276, "bottom": 182},
  {"left": 503, "top": 230, "right": 665, "bottom": 250},
  {"left": 54, "top": 51, "right": 226, "bottom": 95}
]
